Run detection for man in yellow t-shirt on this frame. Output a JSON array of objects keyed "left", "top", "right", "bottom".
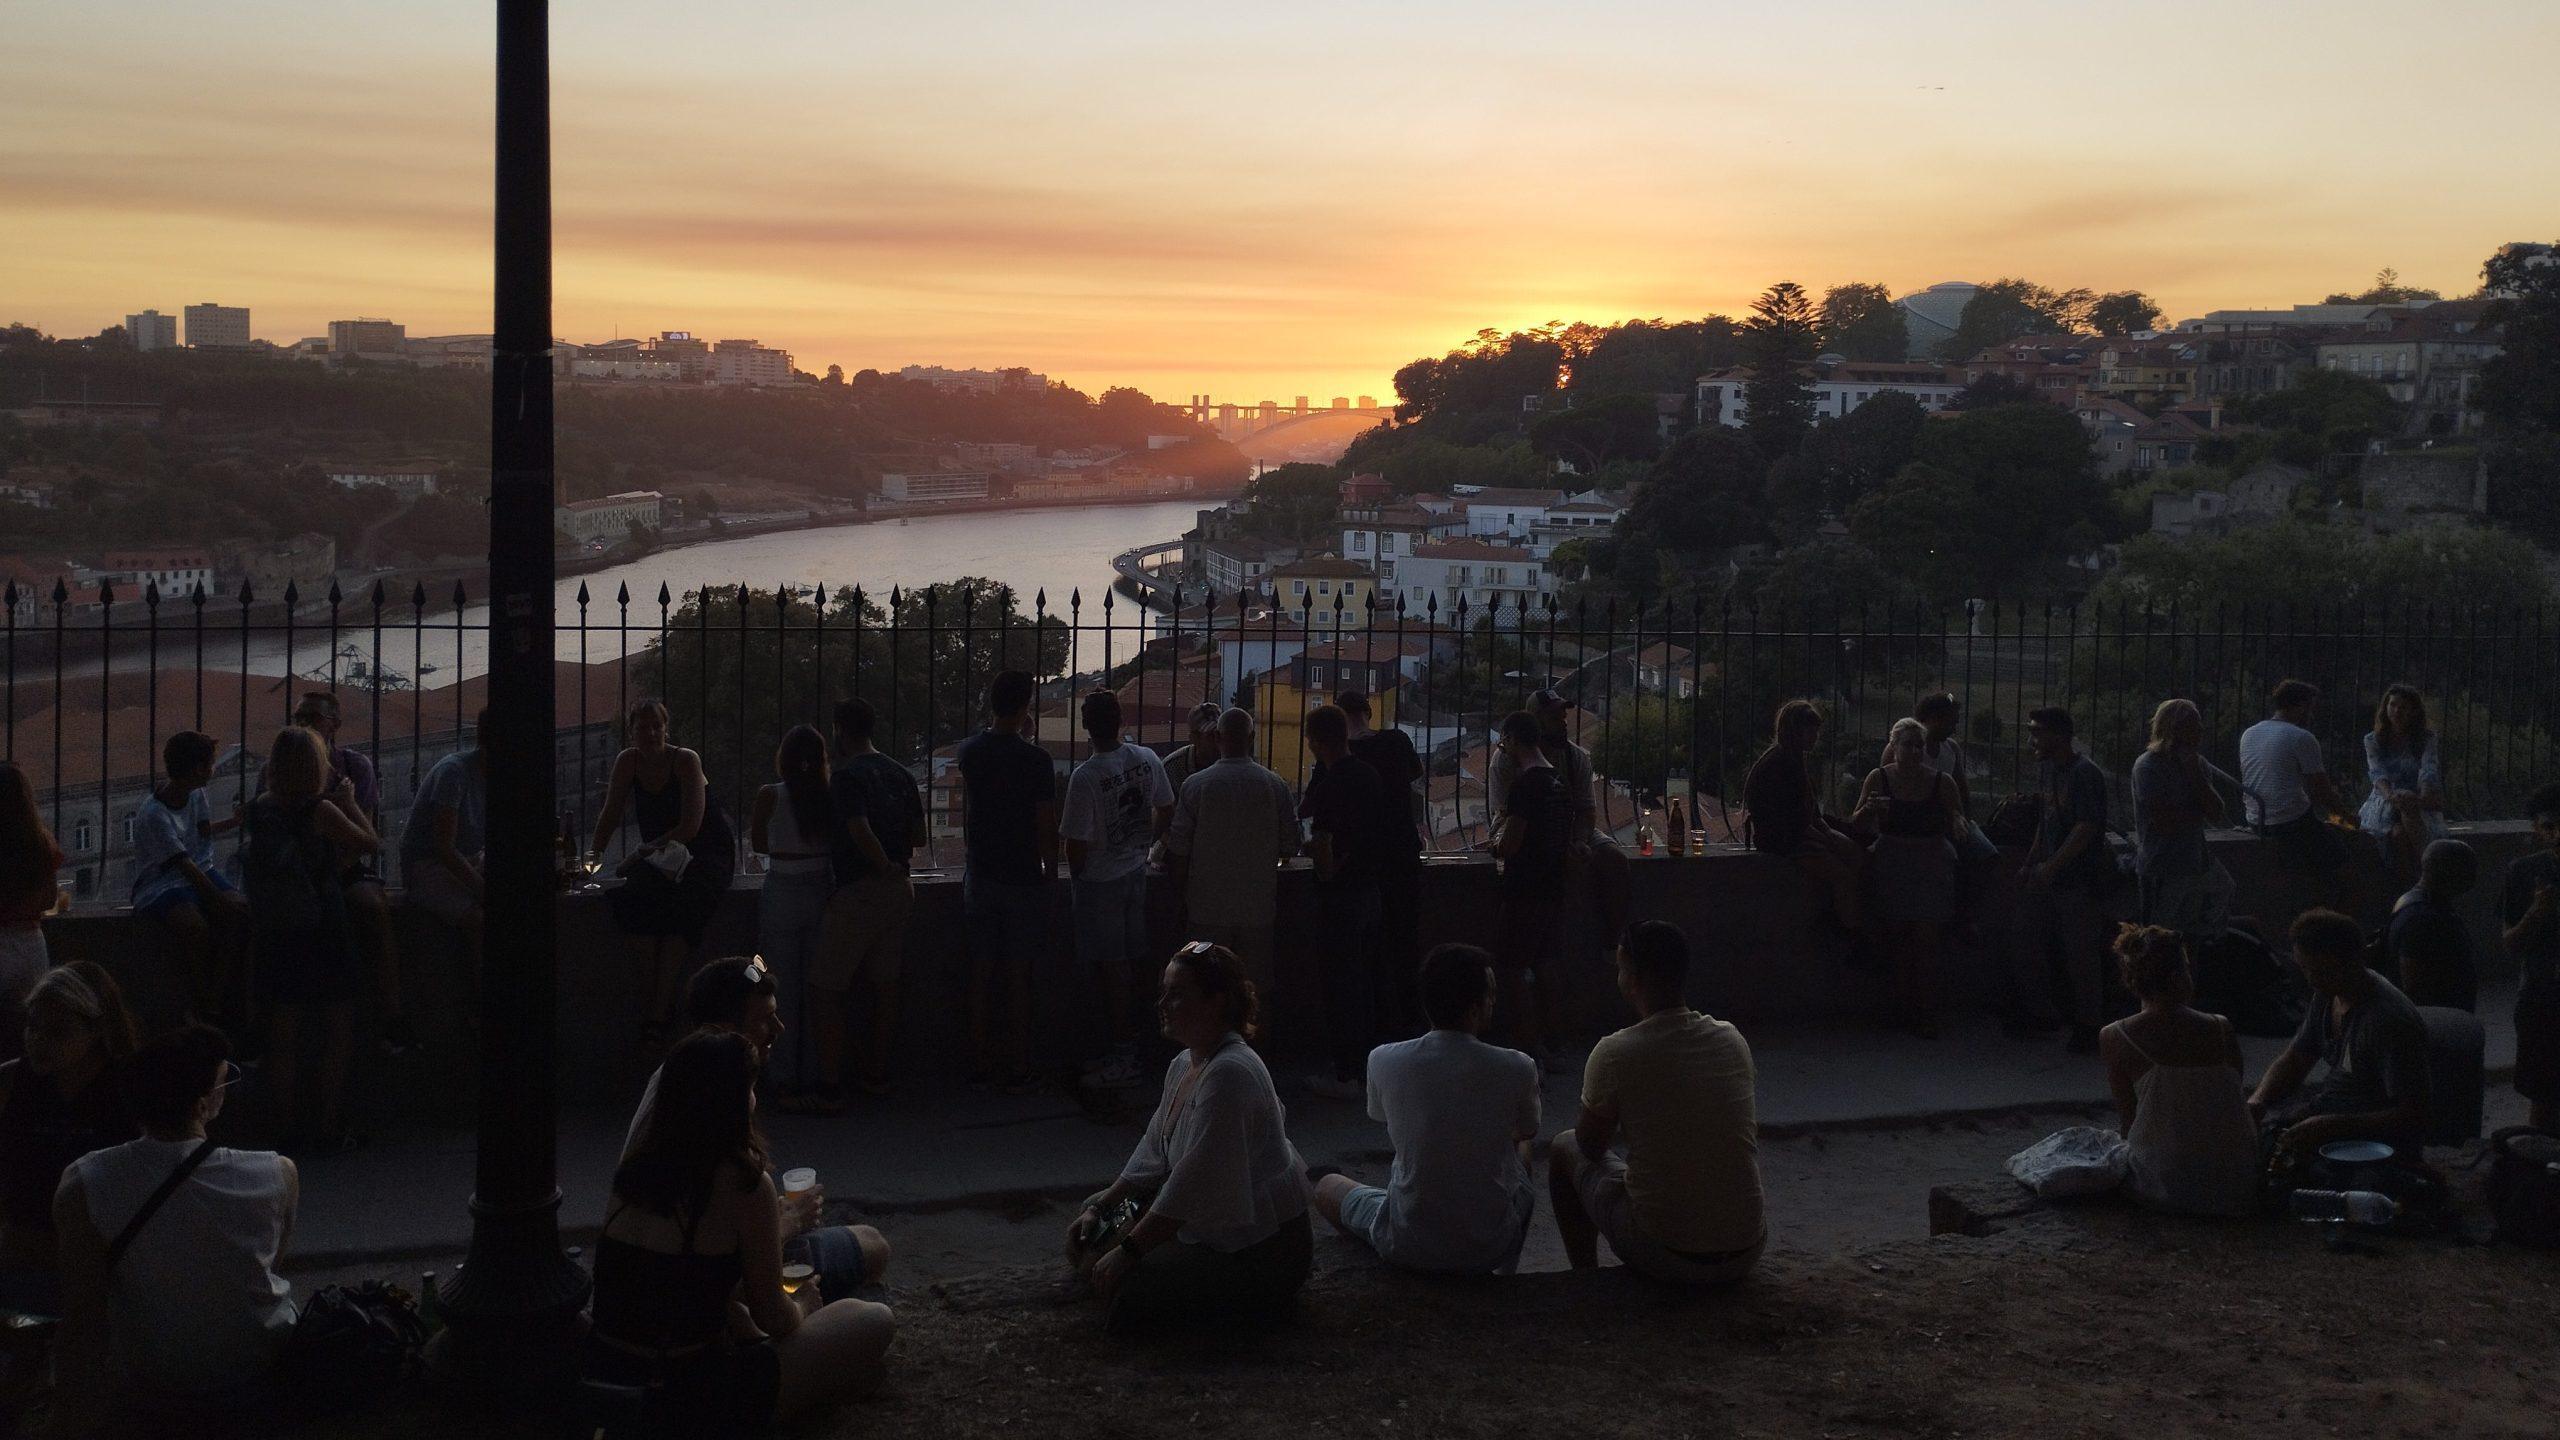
[{"left": 1548, "top": 920, "right": 1766, "bottom": 1284}]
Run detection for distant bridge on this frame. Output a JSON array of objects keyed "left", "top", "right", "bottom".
[{"left": 1186, "top": 394, "right": 1394, "bottom": 445}]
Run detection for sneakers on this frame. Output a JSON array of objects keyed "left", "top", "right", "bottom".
[
  {"left": 1080, "top": 1051, "right": 1146, "bottom": 1091},
  {"left": 1305, "top": 1074, "right": 1364, "bottom": 1102}
]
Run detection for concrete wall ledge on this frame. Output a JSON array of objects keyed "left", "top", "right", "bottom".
[{"left": 39, "top": 823, "right": 2539, "bottom": 1123}]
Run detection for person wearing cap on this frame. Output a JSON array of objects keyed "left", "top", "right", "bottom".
[
  {"left": 621, "top": 958, "right": 891, "bottom": 1302},
  {"left": 1158, "top": 702, "right": 1228, "bottom": 796}
]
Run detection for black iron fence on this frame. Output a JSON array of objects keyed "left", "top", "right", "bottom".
[{"left": 8, "top": 573, "right": 2558, "bottom": 907}]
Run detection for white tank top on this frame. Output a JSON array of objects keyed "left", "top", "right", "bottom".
[
  {"left": 72, "top": 1137, "right": 297, "bottom": 1396},
  {"left": 760, "top": 784, "right": 835, "bottom": 878}
]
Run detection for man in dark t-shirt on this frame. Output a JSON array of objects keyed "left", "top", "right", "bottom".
[
  {"left": 2250, "top": 909, "right": 2430, "bottom": 1154},
  {"left": 2388, "top": 839, "right": 2476, "bottom": 1011},
  {"left": 1493, "top": 710, "right": 1571, "bottom": 1060},
  {"left": 1303, "top": 704, "right": 1391, "bottom": 1097},
  {"left": 1341, "top": 690, "right": 1424, "bottom": 1037},
  {"left": 952, "top": 671, "right": 1058, "bottom": 1090},
  {"left": 2008, "top": 706, "right": 2114, "bottom": 1054},
  {"left": 795, "top": 697, "right": 927, "bottom": 1109}
]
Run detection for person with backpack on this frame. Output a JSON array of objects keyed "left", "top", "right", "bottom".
[
  {"left": 245, "top": 726, "right": 379, "bottom": 1155},
  {"left": 51, "top": 1024, "right": 298, "bottom": 1428}
]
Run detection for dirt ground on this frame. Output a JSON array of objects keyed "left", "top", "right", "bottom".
[{"left": 281, "top": 1095, "right": 2558, "bottom": 1440}]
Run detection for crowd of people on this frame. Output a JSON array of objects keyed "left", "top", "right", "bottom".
[{"left": 0, "top": 664, "right": 2552, "bottom": 1435}]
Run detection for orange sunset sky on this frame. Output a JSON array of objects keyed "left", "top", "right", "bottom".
[{"left": 5, "top": 2, "right": 2557, "bottom": 403}]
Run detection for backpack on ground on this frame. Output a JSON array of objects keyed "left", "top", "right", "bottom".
[
  {"left": 275, "top": 1280, "right": 426, "bottom": 1417},
  {"left": 2193, "top": 927, "right": 2302, "bottom": 1038},
  {"left": 2486, "top": 1127, "right": 2560, "bottom": 1249}
]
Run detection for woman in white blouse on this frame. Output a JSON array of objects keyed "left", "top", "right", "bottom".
[{"left": 1068, "top": 941, "right": 1313, "bottom": 1334}]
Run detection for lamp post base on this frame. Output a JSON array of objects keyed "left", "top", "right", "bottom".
[{"left": 421, "top": 1187, "right": 593, "bottom": 1402}]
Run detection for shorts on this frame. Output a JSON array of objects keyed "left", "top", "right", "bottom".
[
  {"left": 813, "top": 870, "right": 912, "bottom": 993},
  {"left": 2516, "top": 978, "right": 2560, "bottom": 1106},
  {"left": 788, "top": 1223, "right": 877, "bottom": 1298},
  {"left": 403, "top": 860, "right": 482, "bottom": 928},
  {"left": 1574, "top": 1154, "right": 1762, "bottom": 1286},
  {"left": 1339, "top": 1183, "right": 1532, "bottom": 1276},
  {"left": 134, "top": 870, "right": 234, "bottom": 923}
]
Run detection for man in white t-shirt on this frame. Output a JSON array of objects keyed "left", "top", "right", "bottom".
[
  {"left": 2239, "top": 678, "right": 2350, "bottom": 908},
  {"left": 1313, "top": 943, "right": 1540, "bottom": 1273},
  {"left": 1061, "top": 690, "right": 1175, "bottom": 1087}
]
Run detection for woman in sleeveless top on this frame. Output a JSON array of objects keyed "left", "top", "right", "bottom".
[
  {"left": 2098, "top": 926, "right": 2260, "bottom": 1217},
  {"left": 1852, "top": 719, "right": 1964, "bottom": 1038},
  {"left": 592, "top": 700, "right": 740, "bottom": 1048},
  {"left": 590, "top": 1030, "right": 891, "bottom": 1435},
  {"left": 748, "top": 726, "right": 837, "bottom": 1084},
  {"left": 244, "top": 726, "right": 378, "bottom": 1152}
]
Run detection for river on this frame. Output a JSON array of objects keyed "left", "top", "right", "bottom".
[{"left": 139, "top": 500, "right": 1202, "bottom": 683}]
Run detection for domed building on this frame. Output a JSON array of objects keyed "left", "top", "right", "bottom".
[{"left": 1894, "top": 280, "right": 1980, "bottom": 360}]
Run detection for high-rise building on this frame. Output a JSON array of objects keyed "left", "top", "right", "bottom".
[
  {"left": 125, "top": 310, "right": 177, "bottom": 351},
  {"left": 183, "top": 303, "right": 252, "bottom": 348},
  {"left": 327, "top": 317, "right": 406, "bottom": 359},
  {"left": 710, "top": 338, "right": 793, "bottom": 387}
]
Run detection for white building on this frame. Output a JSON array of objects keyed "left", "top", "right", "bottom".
[
  {"left": 183, "top": 303, "right": 252, "bottom": 349},
  {"left": 101, "top": 550, "right": 215, "bottom": 597},
  {"left": 878, "top": 470, "right": 993, "bottom": 503},
  {"left": 1694, "top": 359, "right": 1963, "bottom": 429},
  {"left": 554, "top": 490, "right": 663, "bottom": 545},
  {"left": 1198, "top": 537, "right": 1292, "bottom": 596},
  {"left": 327, "top": 469, "right": 441, "bottom": 500},
  {"left": 1396, "top": 540, "right": 1553, "bottom": 624},
  {"left": 125, "top": 310, "right": 177, "bottom": 351},
  {"left": 711, "top": 338, "right": 793, "bottom": 387},
  {"left": 1456, "top": 487, "right": 1568, "bottom": 541},
  {"left": 1339, "top": 502, "right": 1463, "bottom": 591}
]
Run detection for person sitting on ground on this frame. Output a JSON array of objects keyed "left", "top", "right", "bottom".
[
  {"left": 1742, "top": 699, "right": 1864, "bottom": 931},
  {"left": 2390, "top": 838, "right": 2478, "bottom": 1011},
  {"left": 53, "top": 1025, "right": 297, "bottom": 1425},
  {"left": 127, "top": 732, "right": 247, "bottom": 1030},
  {"left": 1061, "top": 690, "right": 1175, "bottom": 1091},
  {"left": 2247, "top": 909, "right": 2431, "bottom": 1158},
  {"left": 1068, "top": 943, "right": 1312, "bottom": 1335},
  {"left": 1312, "top": 943, "right": 1539, "bottom": 1274},
  {"left": 622, "top": 958, "right": 892, "bottom": 1304},
  {"left": 1549, "top": 921, "right": 1765, "bottom": 1286},
  {"left": 399, "top": 708, "right": 487, "bottom": 1001},
  {"left": 244, "top": 725, "right": 379, "bottom": 1154},
  {"left": 1850, "top": 718, "right": 1963, "bottom": 1038},
  {"left": 2100, "top": 926, "right": 2259, "bottom": 1217},
  {"left": 589, "top": 1029, "right": 894, "bottom": 1435},
  {"left": 292, "top": 691, "right": 415, "bottom": 1057},
  {"left": 2499, "top": 783, "right": 2560, "bottom": 1132},
  {"left": 0, "top": 964, "right": 138, "bottom": 1319}
]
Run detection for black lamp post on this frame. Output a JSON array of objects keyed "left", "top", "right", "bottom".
[{"left": 425, "top": 0, "right": 592, "bottom": 1392}]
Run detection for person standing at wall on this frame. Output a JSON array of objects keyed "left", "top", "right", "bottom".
[
  {"left": 2239, "top": 679, "right": 2352, "bottom": 919},
  {"left": 592, "top": 699, "right": 740, "bottom": 1053},
  {"left": 955, "top": 671, "right": 1059, "bottom": 1093},
  {"left": 794, "top": 697, "right": 923, "bottom": 1109},
  {"left": 1338, "top": 689, "right": 1424, "bottom": 1038},
  {"left": 1166, "top": 709, "right": 1297, "bottom": 1048},
  {"left": 1061, "top": 690, "right": 1175, "bottom": 1090},
  {"left": 292, "top": 693, "right": 414, "bottom": 1057},
  {"left": 2007, "top": 707, "right": 2114, "bottom": 1055},
  {"left": 1300, "top": 703, "right": 1390, "bottom": 1100},
  {"left": 1492, "top": 710, "right": 1572, "bottom": 1065}
]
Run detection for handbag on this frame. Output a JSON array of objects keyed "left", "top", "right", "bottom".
[
  {"left": 276, "top": 1280, "right": 427, "bottom": 1417},
  {"left": 2487, "top": 1127, "right": 2560, "bottom": 1249}
]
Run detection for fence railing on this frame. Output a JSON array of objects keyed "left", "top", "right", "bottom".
[{"left": 9, "top": 574, "right": 2557, "bottom": 906}]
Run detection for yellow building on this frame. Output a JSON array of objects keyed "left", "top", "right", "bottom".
[{"left": 1252, "top": 640, "right": 1410, "bottom": 786}]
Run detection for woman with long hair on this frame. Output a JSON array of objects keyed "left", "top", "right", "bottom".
[
  {"left": 1741, "top": 700, "right": 1865, "bottom": 932},
  {"left": 2362, "top": 683, "right": 2446, "bottom": 887},
  {"left": 2131, "top": 699, "right": 2233, "bottom": 944},
  {"left": 1850, "top": 718, "right": 1963, "bottom": 1037},
  {"left": 0, "top": 761, "right": 66, "bottom": 1044},
  {"left": 1067, "top": 943, "right": 1312, "bottom": 1335},
  {"left": 591, "top": 700, "right": 740, "bottom": 1051},
  {"left": 243, "top": 726, "right": 377, "bottom": 1153},
  {"left": 589, "top": 1029, "right": 892, "bottom": 1434},
  {"left": 749, "top": 725, "right": 836, "bottom": 1088},
  {"left": 2098, "top": 926, "right": 2258, "bottom": 1216},
  {"left": 0, "top": 963, "right": 139, "bottom": 1313}
]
